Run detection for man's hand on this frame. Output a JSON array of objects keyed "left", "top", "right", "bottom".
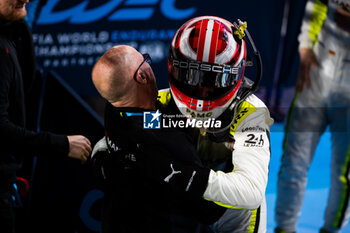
[
  {"left": 67, "top": 135, "right": 92, "bottom": 163},
  {"left": 224, "top": 141, "right": 235, "bottom": 152},
  {"left": 296, "top": 48, "right": 318, "bottom": 92},
  {"left": 90, "top": 137, "right": 110, "bottom": 179},
  {"left": 91, "top": 136, "right": 108, "bottom": 160}
]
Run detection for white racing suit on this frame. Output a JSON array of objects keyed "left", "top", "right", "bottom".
[
  {"left": 158, "top": 88, "right": 273, "bottom": 233},
  {"left": 275, "top": 0, "right": 350, "bottom": 232}
]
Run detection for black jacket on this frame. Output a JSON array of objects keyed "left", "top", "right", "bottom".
[
  {"left": 0, "top": 20, "right": 68, "bottom": 187},
  {"left": 101, "top": 103, "right": 225, "bottom": 233}
]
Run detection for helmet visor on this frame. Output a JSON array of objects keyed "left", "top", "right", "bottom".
[{"left": 169, "top": 59, "right": 244, "bottom": 100}]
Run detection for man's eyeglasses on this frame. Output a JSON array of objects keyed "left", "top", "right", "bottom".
[{"left": 134, "top": 53, "right": 152, "bottom": 80}]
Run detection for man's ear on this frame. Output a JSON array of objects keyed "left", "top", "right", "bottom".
[{"left": 134, "top": 70, "right": 147, "bottom": 84}]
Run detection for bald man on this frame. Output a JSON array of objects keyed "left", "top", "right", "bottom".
[
  {"left": 92, "top": 45, "right": 158, "bottom": 110},
  {"left": 91, "top": 45, "right": 229, "bottom": 233}
]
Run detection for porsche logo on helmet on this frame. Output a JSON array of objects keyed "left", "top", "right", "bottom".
[{"left": 172, "top": 59, "right": 240, "bottom": 75}]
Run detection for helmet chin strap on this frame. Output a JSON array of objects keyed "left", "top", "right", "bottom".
[
  {"left": 204, "top": 95, "right": 240, "bottom": 135},
  {"left": 233, "top": 19, "right": 263, "bottom": 94}
]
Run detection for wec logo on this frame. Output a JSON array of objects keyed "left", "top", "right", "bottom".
[{"left": 37, "top": 0, "right": 197, "bottom": 25}]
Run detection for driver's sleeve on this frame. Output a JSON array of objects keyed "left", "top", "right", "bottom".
[
  {"left": 203, "top": 99, "right": 273, "bottom": 210},
  {"left": 298, "top": 0, "right": 328, "bottom": 49}
]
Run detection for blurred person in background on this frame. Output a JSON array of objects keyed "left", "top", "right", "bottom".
[
  {"left": 275, "top": 0, "right": 350, "bottom": 232},
  {"left": 0, "top": 1, "right": 92, "bottom": 232}
]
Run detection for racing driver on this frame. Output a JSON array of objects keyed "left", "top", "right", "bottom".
[{"left": 156, "top": 15, "right": 273, "bottom": 233}]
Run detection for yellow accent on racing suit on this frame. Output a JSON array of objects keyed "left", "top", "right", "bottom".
[{"left": 158, "top": 88, "right": 273, "bottom": 233}]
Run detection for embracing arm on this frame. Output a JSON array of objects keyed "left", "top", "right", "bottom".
[
  {"left": 90, "top": 105, "right": 272, "bottom": 209},
  {"left": 203, "top": 107, "right": 272, "bottom": 210}
]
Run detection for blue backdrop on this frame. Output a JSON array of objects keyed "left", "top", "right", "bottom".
[{"left": 29, "top": 0, "right": 285, "bottom": 97}]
